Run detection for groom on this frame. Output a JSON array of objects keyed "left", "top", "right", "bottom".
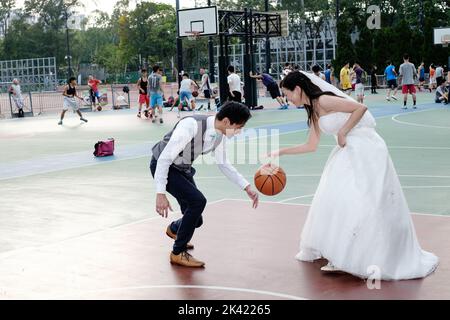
[{"left": 150, "top": 101, "right": 259, "bottom": 268}]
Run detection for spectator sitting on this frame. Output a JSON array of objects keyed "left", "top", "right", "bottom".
[{"left": 435, "top": 81, "right": 448, "bottom": 105}]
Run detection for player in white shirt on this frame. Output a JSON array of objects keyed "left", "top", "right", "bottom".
[
  {"left": 227, "top": 66, "right": 242, "bottom": 102},
  {"left": 280, "top": 63, "right": 293, "bottom": 80},
  {"left": 199, "top": 68, "right": 214, "bottom": 111},
  {"left": 9, "top": 79, "right": 25, "bottom": 117},
  {"left": 179, "top": 73, "right": 199, "bottom": 111}
]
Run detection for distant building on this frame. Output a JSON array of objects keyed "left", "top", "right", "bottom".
[{"left": 0, "top": 10, "right": 85, "bottom": 38}]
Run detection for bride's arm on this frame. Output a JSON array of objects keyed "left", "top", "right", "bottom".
[{"left": 272, "top": 124, "right": 321, "bottom": 157}]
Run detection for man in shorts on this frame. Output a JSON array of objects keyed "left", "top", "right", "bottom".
[
  {"left": 149, "top": 65, "right": 164, "bottom": 124},
  {"left": 417, "top": 62, "right": 426, "bottom": 91},
  {"left": 399, "top": 53, "right": 418, "bottom": 109},
  {"left": 137, "top": 69, "right": 150, "bottom": 118},
  {"left": 179, "top": 73, "right": 199, "bottom": 111},
  {"left": 88, "top": 75, "right": 102, "bottom": 111},
  {"left": 9, "top": 78, "right": 25, "bottom": 117},
  {"left": 200, "top": 68, "right": 213, "bottom": 111},
  {"left": 339, "top": 62, "right": 352, "bottom": 95},
  {"left": 384, "top": 60, "right": 399, "bottom": 101},
  {"left": 249, "top": 71, "right": 288, "bottom": 110},
  {"left": 353, "top": 62, "right": 366, "bottom": 104}
]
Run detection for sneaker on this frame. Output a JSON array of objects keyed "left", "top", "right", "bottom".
[
  {"left": 137, "top": 112, "right": 141, "bottom": 118},
  {"left": 278, "top": 105, "right": 288, "bottom": 110},
  {"left": 320, "top": 262, "right": 341, "bottom": 273},
  {"left": 58, "top": 120, "right": 63, "bottom": 125},
  {"left": 413, "top": 106, "right": 417, "bottom": 109},
  {"left": 170, "top": 251, "right": 205, "bottom": 268},
  {"left": 152, "top": 118, "right": 156, "bottom": 123},
  {"left": 160, "top": 118, "right": 164, "bottom": 124},
  {"left": 391, "top": 96, "right": 398, "bottom": 101},
  {"left": 402, "top": 106, "right": 408, "bottom": 110},
  {"left": 385, "top": 97, "right": 391, "bottom": 101},
  {"left": 80, "top": 118, "right": 88, "bottom": 123}
]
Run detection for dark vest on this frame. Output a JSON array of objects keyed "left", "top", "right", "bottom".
[{"left": 152, "top": 115, "right": 223, "bottom": 172}]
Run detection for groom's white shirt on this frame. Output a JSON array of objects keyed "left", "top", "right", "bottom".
[{"left": 154, "top": 116, "right": 250, "bottom": 194}]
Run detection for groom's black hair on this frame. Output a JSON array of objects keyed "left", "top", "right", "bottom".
[{"left": 216, "top": 101, "right": 251, "bottom": 125}]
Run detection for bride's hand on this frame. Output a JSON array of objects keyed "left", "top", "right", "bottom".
[
  {"left": 266, "top": 150, "right": 281, "bottom": 159},
  {"left": 337, "top": 131, "right": 347, "bottom": 148}
]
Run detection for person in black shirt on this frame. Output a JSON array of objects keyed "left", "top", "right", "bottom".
[{"left": 58, "top": 77, "right": 88, "bottom": 125}]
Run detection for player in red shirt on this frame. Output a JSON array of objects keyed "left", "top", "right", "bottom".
[{"left": 88, "top": 75, "right": 102, "bottom": 111}]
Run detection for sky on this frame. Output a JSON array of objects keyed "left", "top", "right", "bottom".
[{"left": 15, "top": 0, "right": 179, "bottom": 16}]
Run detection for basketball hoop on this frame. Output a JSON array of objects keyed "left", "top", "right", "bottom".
[{"left": 186, "top": 31, "right": 201, "bottom": 41}]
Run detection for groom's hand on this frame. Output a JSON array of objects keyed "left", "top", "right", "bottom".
[
  {"left": 245, "top": 185, "right": 259, "bottom": 209},
  {"left": 156, "top": 193, "right": 173, "bottom": 218}
]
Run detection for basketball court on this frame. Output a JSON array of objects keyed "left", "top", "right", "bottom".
[
  {"left": 0, "top": 2, "right": 449, "bottom": 302},
  {"left": 0, "top": 88, "right": 450, "bottom": 299}
]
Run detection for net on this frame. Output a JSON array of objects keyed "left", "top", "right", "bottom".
[{"left": 186, "top": 31, "right": 201, "bottom": 41}]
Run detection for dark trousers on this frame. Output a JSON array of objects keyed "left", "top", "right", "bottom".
[
  {"left": 150, "top": 157, "right": 206, "bottom": 255},
  {"left": 228, "top": 91, "right": 242, "bottom": 102}
]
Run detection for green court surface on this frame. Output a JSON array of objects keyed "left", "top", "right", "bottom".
[{"left": 0, "top": 89, "right": 449, "bottom": 254}]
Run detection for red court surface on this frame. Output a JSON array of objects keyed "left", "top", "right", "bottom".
[{"left": 0, "top": 199, "right": 448, "bottom": 300}]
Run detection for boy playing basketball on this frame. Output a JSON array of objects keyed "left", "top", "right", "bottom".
[
  {"left": 150, "top": 101, "right": 259, "bottom": 268},
  {"left": 58, "top": 77, "right": 88, "bottom": 125},
  {"left": 137, "top": 69, "right": 150, "bottom": 118}
]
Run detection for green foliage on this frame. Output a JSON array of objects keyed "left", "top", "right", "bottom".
[
  {"left": 0, "top": 0, "right": 448, "bottom": 81},
  {"left": 334, "top": 0, "right": 450, "bottom": 73}
]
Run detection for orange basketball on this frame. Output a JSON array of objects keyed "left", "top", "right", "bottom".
[{"left": 254, "top": 164, "right": 287, "bottom": 196}]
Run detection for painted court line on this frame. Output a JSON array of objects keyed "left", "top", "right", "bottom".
[
  {"left": 391, "top": 108, "right": 450, "bottom": 129},
  {"left": 0, "top": 199, "right": 229, "bottom": 261},
  {"left": 0, "top": 104, "right": 441, "bottom": 181},
  {"left": 278, "top": 194, "right": 315, "bottom": 203},
  {"left": 274, "top": 144, "right": 450, "bottom": 150},
  {"left": 55, "top": 285, "right": 308, "bottom": 300},
  {"left": 222, "top": 198, "right": 450, "bottom": 218},
  {"left": 194, "top": 174, "right": 450, "bottom": 180}
]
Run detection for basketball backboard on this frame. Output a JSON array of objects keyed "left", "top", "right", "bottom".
[
  {"left": 177, "top": 6, "right": 219, "bottom": 38},
  {"left": 433, "top": 27, "right": 450, "bottom": 46},
  {"left": 275, "top": 10, "right": 289, "bottom": 38}
]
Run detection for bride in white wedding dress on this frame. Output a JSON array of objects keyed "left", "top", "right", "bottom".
[{"left": 269, "top": 71, "right": 438, "bottom": 280}]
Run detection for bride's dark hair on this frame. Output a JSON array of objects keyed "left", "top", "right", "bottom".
[{"left": 281, "top": 71, "right": 339, "bottom": 130}]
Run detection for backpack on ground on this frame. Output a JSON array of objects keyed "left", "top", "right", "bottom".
[{"left": 94, "top": 138, "right": 115, "bottom": 157}]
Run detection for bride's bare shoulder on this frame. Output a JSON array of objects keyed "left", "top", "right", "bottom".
[{"left": 316, "top": 94, "right": 343, "bottom": 114}]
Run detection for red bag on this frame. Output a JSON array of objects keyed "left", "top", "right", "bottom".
[{"left": 94, "top": 138, "right": 115, "bottom": 157}]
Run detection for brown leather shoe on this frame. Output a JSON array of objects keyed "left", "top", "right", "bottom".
[
  {"left": 166, "top": 225, "right": 194, "bottom": 250},
  {"left": 170, "top": 251, "right": 205, "bottom": 268}
]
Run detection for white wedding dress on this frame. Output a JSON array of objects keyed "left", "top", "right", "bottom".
[{"left": 295, "top": 110, "right": 439, "bottom": 281}]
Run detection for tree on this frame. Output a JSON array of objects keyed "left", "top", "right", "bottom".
[
  {"left": 0, "top": 0, "right": 15, "bottom": 37},
  {"left": 334, "top": 0, "right": 449, "bottom": 75}
]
